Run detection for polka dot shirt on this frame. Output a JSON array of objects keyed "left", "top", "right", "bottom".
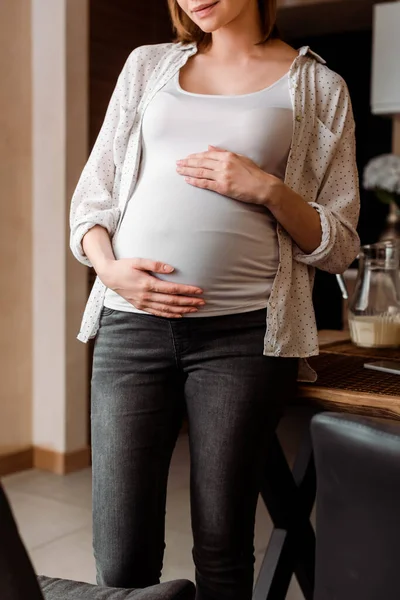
[{"left": 70, "top": 43, "right": 360, "bottom": 382}]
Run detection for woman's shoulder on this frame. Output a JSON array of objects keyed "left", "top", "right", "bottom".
[
  {"left": 266, "top": 39, "right": 298, "bottom": 68},
  {"left": 124, "top": 42, "right": 189, "bottom": 70},
  {"left": 312, "top": 61, "right": 353, "bottom": 133},
  {"left": 314, "top": 60, "right": 349, "bottom": 95},
  {"left": 275, "top": 41, "right": 350, "bottom": 100},
  {"left": 116, "top": 42, "right": 188, "bottom": 98},
  {"left": 314, "top": 61, "right": 351, "bottom": 105},
  {"left": 297, "top": 45, "right": 348, "bottom": 95}
]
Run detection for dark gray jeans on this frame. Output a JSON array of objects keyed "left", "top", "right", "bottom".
[{"left": 91, "top": 307, "right": 298, "bottom": 600}]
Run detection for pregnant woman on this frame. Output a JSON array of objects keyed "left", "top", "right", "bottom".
[{"left": 70, "top": 1, "right": 360, "bottom": 599}]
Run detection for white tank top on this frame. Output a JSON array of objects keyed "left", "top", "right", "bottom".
[{"left": 104, "top": 71, "right": 293, "bottom": 316}]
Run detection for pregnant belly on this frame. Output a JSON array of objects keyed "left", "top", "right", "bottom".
[{"left": 112, "top": 179, "right": 279, "bottom": 312}]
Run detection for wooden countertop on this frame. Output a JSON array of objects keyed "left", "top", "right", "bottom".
[{"left": 298, "top": 332, "right": 400, "bottom": 420}]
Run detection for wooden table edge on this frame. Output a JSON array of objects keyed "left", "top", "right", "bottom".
[{"left": 297, "top": 386, "right": 400, "bottom": 420}]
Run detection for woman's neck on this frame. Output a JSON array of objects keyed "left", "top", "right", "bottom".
[{"left": 205, "top": 3, "right": 265, "bottom": 61}]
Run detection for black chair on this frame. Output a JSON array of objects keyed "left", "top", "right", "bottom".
[
  {"left": 311, "top": 412, "right": 400, "bottom": 600},
  {"left": 0, "top": 483, "right": 195, "bottom": 600}
]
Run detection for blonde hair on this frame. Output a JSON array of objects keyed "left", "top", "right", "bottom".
[{"left": 168, "top": 0, "right": 279, "bottom": 50}]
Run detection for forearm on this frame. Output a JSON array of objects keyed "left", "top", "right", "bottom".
[
  {"left": 82, "top": 225, "right": 116, "bottom": 278},
  {"left": 265, "top": 180, "right": 322, "bottom": 254}
]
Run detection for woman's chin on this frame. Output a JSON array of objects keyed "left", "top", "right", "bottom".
[
  {"left": 194, "top": 20, "right": 222, "bottom": 34},
  {"left": 198, "top": 25, "right": 217, "bottom": 33}
]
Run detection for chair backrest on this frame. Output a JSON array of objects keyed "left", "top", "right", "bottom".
[
  {"left": 311, "top": 412, "right": 400, "bottom": 600},
  {"left": 0, "top": 482, "right": 44, "bottom": 600}
]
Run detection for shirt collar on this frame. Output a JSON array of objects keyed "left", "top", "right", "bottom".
[
  {"left": 176, "top": 41, "right": 326, "bottom": 64},
  {"left": 298, "top": 45, "right": 326, "bottom": 64},
  {"left": 176, "top": 42, "right": 197, "bottom": 52}
]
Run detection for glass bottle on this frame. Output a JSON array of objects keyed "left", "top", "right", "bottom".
[{"left": 348, "top": 241, "right": 400, "bottom": 348}]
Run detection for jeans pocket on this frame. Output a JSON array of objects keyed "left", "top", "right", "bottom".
[{"left": 101, "top": 306, "right": 116, "bottom": 317}]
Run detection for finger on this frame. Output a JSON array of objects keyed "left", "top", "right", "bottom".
[
  {"left": 146, "top": 277, "right": 204, "bottom": 296},
  {"left": 176, "top": 166, "right": 217, "bottom": 180},
  {"left": 133, "top": 258, "right": 175, "bottom": 274},
  {"left": 176, "top": 158, "right": 218, "bottom": 170},
  {"left": 144, "top": 308, "right": 183, "bottom": 319},
  {"left": 184, "top": 177, "right": 220, "bottom": 193},
  {"left": 208, "top": 145, "right": 227, "bottom": 152},
  {"left": 144, "top": 301, "right": 201, "bottom": 315},
  {"left": 145, "top": 292, "right": 205, "bottom": 308},
  {"left": 209, "top": 145, "right": 245, "bottom": 160},
  {"left": 183, "top": 150, "right": 232, "bottom": 162}
]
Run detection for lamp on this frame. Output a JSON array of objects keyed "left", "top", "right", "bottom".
[{"left": 371, "top": 1, "right": 400, "bottom": 115}]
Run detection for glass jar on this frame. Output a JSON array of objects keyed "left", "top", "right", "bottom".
[{"left": 348, "top": 241, "right": 400, "bottom": 348}]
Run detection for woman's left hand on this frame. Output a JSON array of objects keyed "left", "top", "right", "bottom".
[
  {"left": 176, "top": 146, "right": 280, "bottom": 206},
  {"left": 177, "top": 146, "right": 323, "bottom": 254}
]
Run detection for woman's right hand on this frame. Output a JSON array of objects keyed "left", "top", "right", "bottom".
[{"left": 98, "top": 258, "right": 205, "bottom": 318}]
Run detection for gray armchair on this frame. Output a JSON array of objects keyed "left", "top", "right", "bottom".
[
  {"left": 0, "top": 483, "right": 195, "bottom": 600},
  {"left": 38, "top": 576, "right": 194, "bottom": 600},
  {"left": 311, "top": 412, "right": 400, "bottom": 600}
]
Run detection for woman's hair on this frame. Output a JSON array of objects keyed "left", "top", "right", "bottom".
[{"left": 167, "top": 0, "right": 279, "bottom": 49}]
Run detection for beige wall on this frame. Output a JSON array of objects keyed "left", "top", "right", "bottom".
[
  {"left": 0, "top": 1, "right": 33, "bottom": 453},
  {"left": 0, "top": 0, "right": 89, "bottom": 471},
  {"left": 66, "top": 0, "right": 89, "bottom": 452},
  {"left": 32, "top": 0, "right": 88, "bottom": 455},
  {"left": 32, "top": 0, "right": 68, "bottom": 453}
]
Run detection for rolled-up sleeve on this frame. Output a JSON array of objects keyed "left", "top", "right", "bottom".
[{"left": 293, "top": 83, "right": 360, "bottom": 274}]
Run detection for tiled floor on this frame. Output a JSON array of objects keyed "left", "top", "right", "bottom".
[{"left": 3, "top": 409, "right": 313, "bottom": 599}]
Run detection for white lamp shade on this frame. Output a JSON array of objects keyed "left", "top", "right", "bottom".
[{"left": 371, "top": 1, "right": 400, "bottom": 115}]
